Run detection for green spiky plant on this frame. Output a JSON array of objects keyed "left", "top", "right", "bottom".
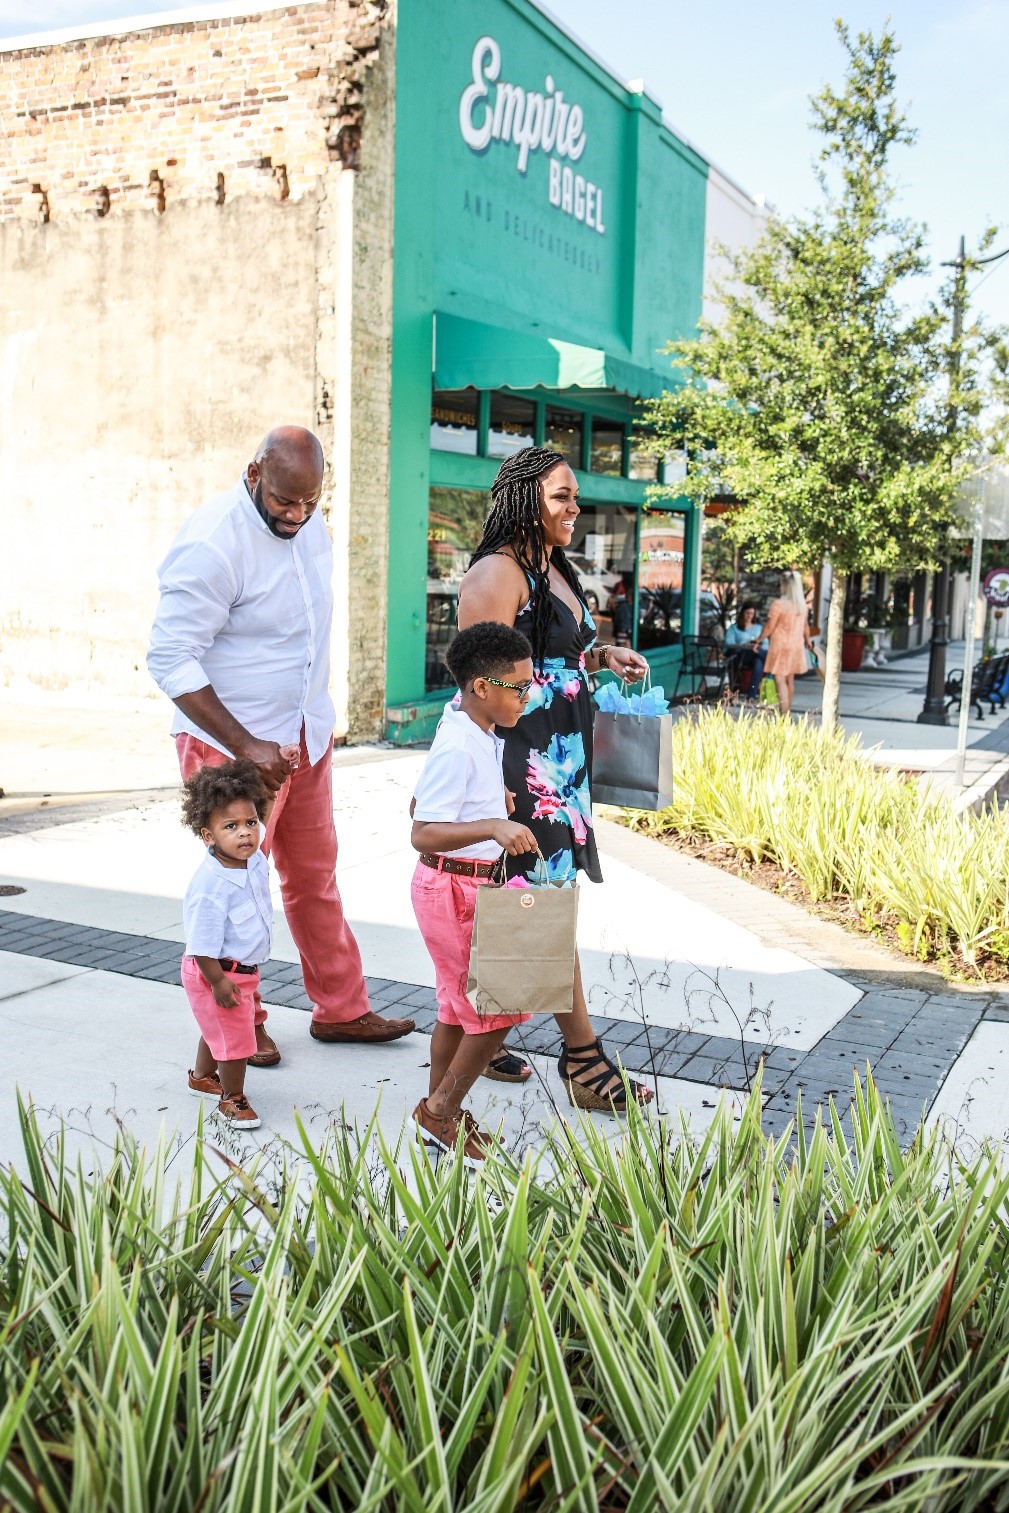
[
  {"left": 4, "top": 1079, "right": 1009, "bottom": 1510},
  {"left": 626, "top": 707, "right": 1009, "bottom": 976}
]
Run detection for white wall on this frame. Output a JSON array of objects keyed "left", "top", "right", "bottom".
[{"left": 702, "top": 167, "right": 769, "bottom": 328}]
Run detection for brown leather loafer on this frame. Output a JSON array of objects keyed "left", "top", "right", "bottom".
[
  {"left": 310, "top": 1010, "right": 416, "bottom": 1044},
  {"left": 248, "top": 1047, "right": 282, "bottom": 1068},
  {"left": 248, "top": 1031, "right": 281, "bottom": 1068}
]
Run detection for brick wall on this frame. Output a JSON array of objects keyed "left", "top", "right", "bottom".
[
  {"left": 0, "top": 1, "right": 387, "bottom": 218},
  {"left": 0, "top": 1, "right": 394, "bottom": 741}
]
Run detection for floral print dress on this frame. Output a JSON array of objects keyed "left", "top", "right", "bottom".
[{"left": 505, "top": 584, "right": 602, "bottom": 885}]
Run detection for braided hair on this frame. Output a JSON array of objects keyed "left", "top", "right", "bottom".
[{"left": 469, "top": 446, "right": 585, "bottom": 669}]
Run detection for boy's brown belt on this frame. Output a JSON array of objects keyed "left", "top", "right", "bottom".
[
  {"left": 419, "top": 853, "right": 498, "bottom": 879},
  {"left": 219, "top": 958, "right": 258, "bottom": 974}
]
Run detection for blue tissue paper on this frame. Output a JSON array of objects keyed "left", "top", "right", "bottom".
[{"left": 593, "top": 682, "right": 669, "bottom": 717}]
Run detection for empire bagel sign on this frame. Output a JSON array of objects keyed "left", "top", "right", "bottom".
[{"left": 459, "top": 36, "right": 607, "bottom": 235}]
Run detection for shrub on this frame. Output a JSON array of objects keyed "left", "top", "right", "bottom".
[
  {"left": 4, "top": 1086, "right": 1009, "bottom": 1509},
  {"left": 626, "top": 707, "right": 1009, "bottom": 974}
]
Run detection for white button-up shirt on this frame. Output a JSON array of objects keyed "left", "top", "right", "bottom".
[
  {"left": 183, "top": 846, "right": 274, "bottom": 965},
  {"left": 147, "top": 479, "right": 335, "bottom": 765},
  {"left": 412, "top": 704, "right": 508, "bottom": 860}
]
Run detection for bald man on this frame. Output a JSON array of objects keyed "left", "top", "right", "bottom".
[{"left": 148, "top": 427, "right": 414, "bottom": 1058}]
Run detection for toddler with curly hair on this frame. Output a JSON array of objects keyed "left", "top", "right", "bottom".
[{"left": 180, "top": 751, "right": 297, "bottom": 1128}]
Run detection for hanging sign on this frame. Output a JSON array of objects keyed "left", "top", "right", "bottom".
[{"left": 983, "top": 568, "right": 1009, "bottom": 607}]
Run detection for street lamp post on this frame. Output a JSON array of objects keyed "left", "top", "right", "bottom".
[
  {"left": 918, "top": 235, "right": 1009, "bottom": 726},
  {"left": 918, "top": 236, "right": 966, "bottom": 725}
]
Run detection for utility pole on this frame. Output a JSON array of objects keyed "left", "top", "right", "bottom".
[{"left": 918, "top": 236, "right": 966, "bottom": 725}]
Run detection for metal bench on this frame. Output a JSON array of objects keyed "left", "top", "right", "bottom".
[{"left": 945, "top": 651, "right": 1009, "bottom": 719}]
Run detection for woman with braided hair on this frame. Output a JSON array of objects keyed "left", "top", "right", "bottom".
[{"left": 457, "top": 446, "right": 654, "bottom": 1113}]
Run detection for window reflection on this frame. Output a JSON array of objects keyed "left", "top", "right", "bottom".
[
  {"left": 565, "top": 506, "right": 636, "bottom": 648},
  {"left": 431, "top": 389, "right": 478, "bottom": 455},
  {"left": 545, "top": 406, "right": 583, "bottom": 469},
  {"left": 638, "top": 511, "right": 686, "bottom": 648},
  {"left": 628, "top": 442, "right": 659, "bottom": 481},
  {"left": 590, "top": 419, "right": 624, "bottom": 476},
  {"left": 488, "top": 393, "right": 536, "bottom": 459},
  {"left": 426, "top": 487, "right": 488, "bottom": 690}
]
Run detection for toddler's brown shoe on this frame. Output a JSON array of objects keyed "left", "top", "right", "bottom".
[
  {"left": 188, "top": 1068, "right": 222, "bottom": 1097},
  {"left": 216, "top": 1093, "right": 261, "bottom": 1129}
]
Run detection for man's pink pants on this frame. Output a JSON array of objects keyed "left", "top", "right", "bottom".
[{"left": 176, "top": 731, "right": 370, "bottom": 1026}]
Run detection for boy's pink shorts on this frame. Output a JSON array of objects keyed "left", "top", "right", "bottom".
[
  {"left": 181, "top": 956, "right": 259, "bottom": 1061},
  {"left": 410, "top": 861, "right": 531, "bottom": 1035}
]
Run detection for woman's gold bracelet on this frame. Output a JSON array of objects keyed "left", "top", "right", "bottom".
[{"left": 594, "top": 643, "right": 616, "bottom": 666}]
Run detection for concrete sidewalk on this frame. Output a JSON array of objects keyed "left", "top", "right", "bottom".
[
  {"left": 0, "top": 734, "right": 1005, "bottom": 1170},
  {"left": 791, "top": 641, "right": 1009, "bottom": 805},
  {"left": 3, "top": 682, "right": 1009, "bottom": 1168}
]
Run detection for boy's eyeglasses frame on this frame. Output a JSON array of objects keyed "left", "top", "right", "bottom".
[{"left": 483, "top": 676, "right": 534, "bottom": 696}]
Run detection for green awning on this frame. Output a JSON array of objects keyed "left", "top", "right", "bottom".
[{"left": 433, "top": 312, "right": 670, "bottom": 400}]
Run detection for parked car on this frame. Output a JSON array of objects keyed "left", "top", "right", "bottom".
[
  {"left": 638, "top": 588, "right": 721, "bottom": 644},
  {"left": 567, "top": 554, "right": 622, "bottom": 615}
]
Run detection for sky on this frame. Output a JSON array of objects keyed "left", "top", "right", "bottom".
[{"left": 2, "top": 0, "right": 1006, "bottom": 326}]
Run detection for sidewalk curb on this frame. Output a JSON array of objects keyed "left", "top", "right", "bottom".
[{"left": 957, "top": 751, "right": 1009, "bottom": 815}]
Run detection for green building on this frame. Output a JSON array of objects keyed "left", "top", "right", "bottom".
[{"left": 385, "top": 0, "right": 763, "bottom": 739}]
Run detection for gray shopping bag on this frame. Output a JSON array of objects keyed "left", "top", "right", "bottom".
[
  {"left": 466, "top": 854, "right": 578, "bottom": 1017},
  {"left": 592, "top": 700, "right": 673, "bottom": 811}
]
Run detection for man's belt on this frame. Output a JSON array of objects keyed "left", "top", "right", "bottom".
[
  {"left": 419, "top": 853, "right": 498, "bottom": 879},
  {"left": 219, "top": 958, "right": 258, "bottom": 975}
]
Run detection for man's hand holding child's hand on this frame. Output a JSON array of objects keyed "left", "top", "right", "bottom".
[
  {"left": 491, "top": 820, "right": 538, "bottom": 856},
  {"left": 214, "top": 978, "right": 242, "bottom": 1009},
  {"left": 279, "top": 745, "right": 301, "bottom": 770}
]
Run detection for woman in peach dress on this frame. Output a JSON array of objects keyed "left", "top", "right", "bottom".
[{"left": 763, "top": 571, "right": 812, "bottom": 715}]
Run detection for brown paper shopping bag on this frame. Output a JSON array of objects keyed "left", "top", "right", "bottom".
[{"left": 467, "top": 854, "right": 578, "bottom": 1018}]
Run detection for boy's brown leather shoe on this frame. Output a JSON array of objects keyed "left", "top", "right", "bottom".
[{"left": 413, "top": 1100, "right": 489, "bottom": 1166}]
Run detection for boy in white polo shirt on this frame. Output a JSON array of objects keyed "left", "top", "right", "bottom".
[{"left": 410, "top": 622, "right": 538, "bottom": 1161}]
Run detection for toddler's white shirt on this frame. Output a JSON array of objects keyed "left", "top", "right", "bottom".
[
  {"left": 183, "top": 845, "right": 274, "bottom": 964},
  {"left": 412, "top": 705, "right": 507, "bottom": 860}
]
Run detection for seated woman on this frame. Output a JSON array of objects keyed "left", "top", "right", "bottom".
[{"left": 724, "top": 601, "right": 767, "bottom": 698}]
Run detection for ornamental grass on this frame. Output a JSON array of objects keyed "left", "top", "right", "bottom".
[
  {"left": 5, "top": 1086, "right": 1009, "bottom": 1509},
  {"left": 626, "top": 706, "right": 1009, "bottom": 975}
]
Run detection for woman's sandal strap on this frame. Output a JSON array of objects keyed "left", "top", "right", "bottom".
[
  {"left": 490, "top": 1050, "right": 530, "bottom": 1076},
  {"left": 560, "top": 1038, "right": 649, "bottom": 1105}
]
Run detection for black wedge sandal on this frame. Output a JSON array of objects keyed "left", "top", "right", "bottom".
[
  {"left": 558, "top": 1038, "right": 653, "bottom": 1113},
  {"left": 482, "top": 1048, "right": 533, "bottom": 1084}
]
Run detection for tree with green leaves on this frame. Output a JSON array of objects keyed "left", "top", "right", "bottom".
[{"left": 646, "top": 22, "right": 1007, "bottom": 728}]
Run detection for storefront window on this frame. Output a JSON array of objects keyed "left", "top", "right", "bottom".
[
  {"left": 638, "top": 510, "right": 686, "bottom": 648},
  {"left": 663, "top": 449, "right": 688, "bottom": 486},
  {"left": 488, "top": 393, "right": 536, "bottom": 459},
  {"left": 431, "top": 389, "right": 479, "bottom": 455},
  {"left": 565, "top": 506, "right": 636, "bottom": 644},
  {"left": 590, "top": 419, "right": 624, "bottom": 476},
  {"left": 545, "top": 406, "right": 584, "bottom": 469},
  {"left": 628, "top": 441, "right": 659, "bottom": 481},
  {"left": 423, "top": 485, "right": 686, "bottom": 677},
  {"left": 425, "top": 486, "right": 488, "bottom": 690}
]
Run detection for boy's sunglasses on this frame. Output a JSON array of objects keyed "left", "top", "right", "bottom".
[{"left": 483, "top": 676, "right": 534, "bottom": 696}]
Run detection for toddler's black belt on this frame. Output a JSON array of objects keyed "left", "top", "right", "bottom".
[
  {"left": 419, "top": 853, "right": 498, "bottom": 879},
  {"left": 219, "top": 958, "right": 258, "bottom": 975}
]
